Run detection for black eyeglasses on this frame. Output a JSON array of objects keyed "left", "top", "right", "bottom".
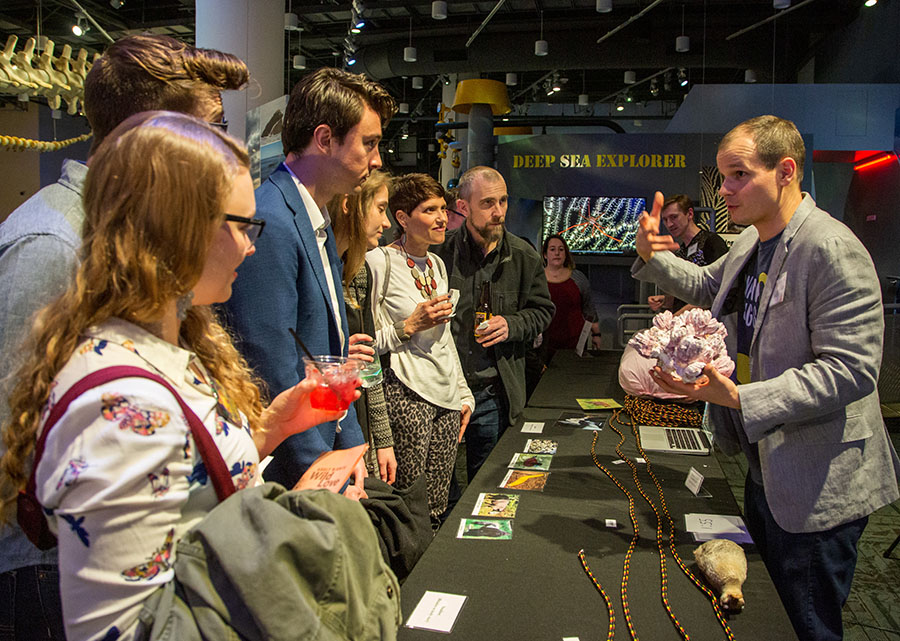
[
  {"left": 224, "top": 214, "right": 265, "bottom": 244},
  {"left": 209, "top": 118, "right": 229, "bottom": 133}
]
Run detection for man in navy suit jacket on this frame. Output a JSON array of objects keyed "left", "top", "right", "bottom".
[{"left": 223, "top": 68, "right": 396, "bottom": 493}]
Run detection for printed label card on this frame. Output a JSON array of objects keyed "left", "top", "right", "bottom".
[
  {"left": 472, "top": 492, "right": 520, "bottom": 518},
  {"left": 575, "top": 398, "right": 622, "bottom": 411},
  {"left": 508, "top": 452, "right": 552, "bottom": 471},
  {"left": 500, "top": 469, "right": 549, "bottom": 491},
  {"left": 457, "top": 518, "right": 513, "bottom": 540},
  {"left": 524, "top": 438, "right": 558, "bottom": 454}
]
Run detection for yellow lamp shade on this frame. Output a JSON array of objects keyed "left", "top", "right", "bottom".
[
  {"left": 451, "top": 79, "right": 511, "bottom": 115},
  {"left": 493, "top": 126, "right": 532, "bottom": 136}
]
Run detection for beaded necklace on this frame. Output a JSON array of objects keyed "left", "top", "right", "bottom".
[
  {"left": 396, "top": 237, "right": 437, "bottom": 299},
  {"left": 583, "top": 410, "right": 736, "bottom": 641}
]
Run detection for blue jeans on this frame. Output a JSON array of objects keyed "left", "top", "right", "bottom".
[
  {"left": 744, "top": 477, "right": 867, "bottom": 641},
  {"left": 464, "top": 382, "right": 509, "bottom": 482},
  {"left": 0, "top": 564, "right": 66, "bottom": 640}
]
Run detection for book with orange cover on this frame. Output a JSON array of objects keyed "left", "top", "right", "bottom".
[{"left": 293, "top": 443, "right": 369, "bottom": 492}]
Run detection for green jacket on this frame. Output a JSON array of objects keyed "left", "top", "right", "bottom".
[{"left": 434, "top": 225, "right": 554, "bottom": 426}]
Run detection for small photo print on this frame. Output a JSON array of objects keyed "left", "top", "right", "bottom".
[
  {"left": 500, "top": 469, "right": 549, "bottom": 492},
  {"left": 557, "top": 411, "right": 607, "bottom": 431},
  {"left": 508, "top": 453, "right": 552, "bottom": 471},
  {"left": 473, "top": 492, "right": 520, "bottom": 518},
  {"left": 576, "top": 398, "right": 622, "bottom": 410},
  {"left": 525, "top": 438, "right": 557, "bottom": 454},
  {"left": 457, "top": 518, "right": 513, "bottom": 540}
]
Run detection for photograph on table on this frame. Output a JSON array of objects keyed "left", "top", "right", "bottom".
[
  {"left": 500, "top": 469, "right": 550, "bottom": 492},
  {"left": 556, "top": 411, "right": 608, "bottom": 431},
  {"left": 457, "top": 518, "right": 514, "bottom": 540},
  {"left": 472, "top": 493, "right": 520, "bottom": 519},
  {"left": 575, "top": 397, "right": 622, "bottom": 411},
  {"left": 508, "top": 453, "right": 553, "bottom": 471},
  {"left": 524, "top": 438, "right": 558, "bottom": 454}
]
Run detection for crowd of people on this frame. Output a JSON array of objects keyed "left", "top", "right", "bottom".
[{"left": 0, "top": 32, "right": 896, "bottom": 641}]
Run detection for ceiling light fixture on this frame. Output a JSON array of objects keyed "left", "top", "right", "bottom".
[
  {"left": 596, "top": 0, "right": 612, "bottom": 12},
  {"left": 432, "top": 1, "right": 448, "bottom": 19},
  {"left": 744, "top": 68, "right": 757, "bottom": 83},
  {"left": 773, "top": 0, "right": 790, "bottom": 8},
  {"left": 663, "top": 71, "right": 673, "bottom": 91},
  {"left": 404, "top": 17, "right": 417, "bottom": 62},
  {"left": 292, "top": 25, "right": 306, "bottom": 70},
  {"left": 675, "top": 4, "right": 689, "bottom": 52},
  {"left": 677, "top": 67, "right": 688, "bottom": 87},
  {"left": 72, "top": 13, "right": 89, "bottom": 37},
  {"left": 535, "top": 11, "right": 548, "bottom": 56},
  {"left": 650, "top": 77, "right": 659, "bottom": 96},
  {"left": 615, "top": 95, "right": 625, "bottom": 111},
  {"left": 578, "top": 93, "right": 589, "bottom": 106},
  {"left": 109, "top": 0, "right": 124, "bottom": 8},
  {"left": 506, "top": 72, "right": 518, "bottom": 86},
  {"left": 624, "top": 70, "right": 636, "bottom": 84},
  {"left": 864, "top": 0, "right": 877, "bottom": 6},
  {"left": 411, "top": 76, "right": 423, "bottom": 89},
  {"left": 284, "top": 12, "right": 299, "bottom": 30},
  {"left": 624, "top": 90, "right": 633, "bottom": 103}
]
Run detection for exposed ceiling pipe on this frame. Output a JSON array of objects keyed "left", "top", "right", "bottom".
[
  {"left": 465, "top": 0, "right": 508, "bottom": 48},
  {"left": 726, "top": 0, "right": 818, "bottom": 41},
  {"left": 596, "top": 0, "right": 666, "bottom": 45}
]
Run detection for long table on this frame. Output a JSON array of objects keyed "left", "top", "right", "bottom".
[{"left": 397, "top": 351, "right": 797, "bottom": 641}]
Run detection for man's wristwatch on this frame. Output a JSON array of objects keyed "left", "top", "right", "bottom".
[{"left": 394, "top": 319, "right": 411, "bottom": 342}]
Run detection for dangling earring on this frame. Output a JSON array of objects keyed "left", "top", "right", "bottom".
[{"left": 176, "top": 291, "right": 194, "bottom": 321}]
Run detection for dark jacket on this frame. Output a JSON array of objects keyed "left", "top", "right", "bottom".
[{"left": 434, "top": 225, "right": 554, "bottom": 426}]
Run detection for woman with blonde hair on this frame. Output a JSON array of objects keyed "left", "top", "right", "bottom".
[
  {"left": 0, "top": 112, "right": 349, "bottom": 640},
  {"left": 328, "top": 170, "right": 397, "bottom": 483}
]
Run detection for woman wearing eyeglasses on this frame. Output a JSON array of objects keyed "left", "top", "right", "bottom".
[{"left": 0, "top": 112, "right": 351, "bottom": 640}]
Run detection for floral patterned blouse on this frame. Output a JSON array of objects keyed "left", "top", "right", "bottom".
[{"left": 35, "top": 318, "right": 260, "bottom": 641}]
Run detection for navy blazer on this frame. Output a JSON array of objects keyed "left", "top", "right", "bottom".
[{"left": 222, "top": 164, "right": 363, "bottom": 487}]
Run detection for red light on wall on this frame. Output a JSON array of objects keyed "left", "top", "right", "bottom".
[{"left": 854, "top": 152, "right": 897, "bottom": 171}]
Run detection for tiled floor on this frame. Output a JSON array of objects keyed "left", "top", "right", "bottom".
[{"left": 716, "top": 426, "right": 900, "bottom": 640}]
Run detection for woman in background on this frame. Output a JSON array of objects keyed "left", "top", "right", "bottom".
[
  {"left": 0, "top": 112, "right": 345, "bottom": 640},
  {"left": 542, "top": 234, "right": 601, "bottom": 354},
  {"left": 329, "top": 171, "right": 397, "bottom": 484},
  {"left": 367, "top": 174, "right": 473, "bottom": 527}
]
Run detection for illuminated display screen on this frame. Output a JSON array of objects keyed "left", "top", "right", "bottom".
[{"left": 542, "top": 196, "right": 646, "bottom": 254}]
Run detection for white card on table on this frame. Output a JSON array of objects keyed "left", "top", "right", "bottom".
[
  {"left": 405, "top": 590, "right": 467, "bottom": 633},
  {"left": 685, "top": 466, "right": 705, "bottom": 496},
  {"left": 521, "top": 421, "right": 544, "bottom": 433}
]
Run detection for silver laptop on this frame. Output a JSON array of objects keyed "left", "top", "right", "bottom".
[{"left": 638, "top": 425, "right": 710, "bottom": 455}]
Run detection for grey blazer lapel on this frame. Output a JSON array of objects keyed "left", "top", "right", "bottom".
[{"left": 751, "top": 197, "right": 813, "bottom": 347}]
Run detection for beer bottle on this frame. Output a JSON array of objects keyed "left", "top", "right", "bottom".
[{"left": 474, "top": 280, "right": 492, "bottom": 337}]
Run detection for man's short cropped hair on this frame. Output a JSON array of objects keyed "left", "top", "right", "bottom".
[
  {"left": 720, "top": 115, "right": 806, "bottom": 183},
  {"left": 663, "top": 194, "right": 694, "bottom": 217},
  {"left": 457, "top": 166, "right": 504, "bottom": 202},
  {"left": 390, "top": 173, "right": 445, "bottom": 222},
  {"left": 281, "top": 67, "right": 396, "bottom": 156},
  {"left": 84, "top": 34, "right": 249, "bottom": 154}
]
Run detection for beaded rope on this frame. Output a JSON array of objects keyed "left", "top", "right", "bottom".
[
  {"left": 588, "top": 425, "right": 641, "bottom": 639},
  {"left": 578, "top": 548, "right": 616, "bottom": 640},
  {"left": 620, "top": 412, "right": 737, "bottom": 641}
]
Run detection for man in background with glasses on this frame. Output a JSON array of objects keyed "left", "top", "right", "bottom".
[{"left": 0, "top": 34, "right": 249, "bottom": 641}]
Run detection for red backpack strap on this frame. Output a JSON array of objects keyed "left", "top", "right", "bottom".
[{"left": 21, "top": 365, "right": 236, "bottom": 548}]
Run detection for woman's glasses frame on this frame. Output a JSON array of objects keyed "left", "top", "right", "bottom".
[{"left": 224, "top": 214, "right": 265, "bottom": 244}]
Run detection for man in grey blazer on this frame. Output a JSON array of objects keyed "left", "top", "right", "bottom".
[{"left": 632, "top": 115, "right": 900, "bottom": 641}]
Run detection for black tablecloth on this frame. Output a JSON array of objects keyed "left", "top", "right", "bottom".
[
  {"left": 527, "top": 349, "right": 625, "bottom": 410},
  {"left": 398, "top": 355, "right": 798, "bottom": 640}
]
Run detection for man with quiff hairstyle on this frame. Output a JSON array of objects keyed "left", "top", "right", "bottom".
[
  {"left": 0, "top": 34, "right": 249, "bottom": 639},
  {"left": 632, "top": 114, "right": 899, "bottom": 641},
  {"left": 223, "top": 67, "right": 396, "bottom": 493}
]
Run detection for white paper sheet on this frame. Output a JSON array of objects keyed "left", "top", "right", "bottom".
[
  {"left": 521, "top": 421, "right": 544, "bottom": 433},
  {"left": 405, "top": 591, "right": 467, "bottom": 633}
]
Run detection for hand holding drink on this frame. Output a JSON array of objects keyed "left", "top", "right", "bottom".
[{"left": 303, "top": 355, "right": 362, "bottom": 411}]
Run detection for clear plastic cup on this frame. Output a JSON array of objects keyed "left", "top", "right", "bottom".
[
  {"left": 356, "top": 342, "right": 383, "bottom": 388},
  {"left": 302, "top": 355, "right": 361, "bottom": 411}
]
